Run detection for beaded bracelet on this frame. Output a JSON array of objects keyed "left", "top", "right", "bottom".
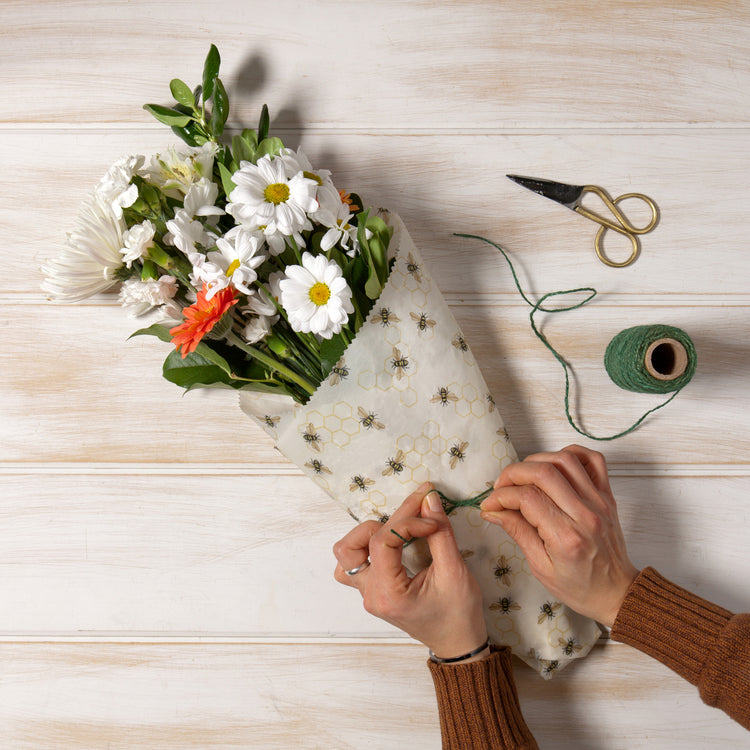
[{"left": 428, "top": 638, "right": 491, "bottom": 664}]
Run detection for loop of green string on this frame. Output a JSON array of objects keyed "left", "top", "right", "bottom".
[{"left": 454, "top": 233, "right": 695, "bottom": 441}]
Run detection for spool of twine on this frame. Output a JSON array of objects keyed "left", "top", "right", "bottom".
[{"left": 604, "top": 325, "right": 696, "bottom": 394}]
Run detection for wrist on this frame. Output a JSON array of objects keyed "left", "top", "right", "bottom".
[{"left": 429, "top": 637, "right": 491, "bottom": 665}]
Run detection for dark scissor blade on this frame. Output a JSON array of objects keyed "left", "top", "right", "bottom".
[{"left": 507, "top": 175, "right": 585, "bottom": 209}]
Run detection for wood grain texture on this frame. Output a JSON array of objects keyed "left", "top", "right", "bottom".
[
  {"left": 0, "top": 643, "right": 747, "bottom": 750},
  {"left": 3, "top": 1, "right": 750, "bottom": 127},
  {"left": 2, "top": 0, "right": 749, "bottom": 746}
]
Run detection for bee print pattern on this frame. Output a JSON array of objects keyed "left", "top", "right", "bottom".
[
  {"left": 431, "top": 386, "right": 458, "bottom": 407},
  {"left": 497, "top": 426, "right": 510, "bottom": 442},
  {"left": 391, "top": 347, "right": 410, "bottom": 380},
  {"left": 302, "top": 423, "right": 323, "bottom": 453},
  {"left": 541, "top": 659, "right": 560, "bottom": 676},
  {"left": 329, "top": 358, "right": 349, "bottom": 385},
  {"left": 460, "top": 549, "right": 475, "bottom": 561},
  {"left": 448, "top": 440, "right": 469, "bottom": 469},
  {"left": 263, "top": 415, "right": 280, "bottom": 429},
  {"left": 405, "top": 253, "right": 422, "bottom": 282},
  {"left": 383, "top": 450, "right": 406, "bottom": 476},
  {"left": 493, "top": 556, "right": 513, "bottom": 586},
  {"left": 452, "top": 333, "right": 469, "bottom": 352},
  {"left": 410, "top": 311, "right": 436, "bottom": 334},
  {"left": 357, "top": 407, "right": 385, "bottom": 430},
  {"left": 538, "top": 601, "right": 562, "bottom": 624},
  {"left": 489, "top": 596, "right": 522, "bottom": 614},
  {"left": 349, "top": 475, "right": 375, "bottom": 492},
  {"left": 558, "top": 637, "right": 583, "bottom": 656},
  {"left": 305, "top": 458, "right": 332, "bottom": 476},
  {"left": 370, "top": 307, "right": 400, "bottom": 327},
  {"left": 486, "top": 394, "right": 496, "bottom": 412}
]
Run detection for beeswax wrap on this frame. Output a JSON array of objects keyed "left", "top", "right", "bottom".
[{"left": 240, "top": 215, "right": 601, "bottom": 677}]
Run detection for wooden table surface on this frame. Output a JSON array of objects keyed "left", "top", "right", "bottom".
[{"left": 2, "top": 1, "right": 749, "bottom": 747}]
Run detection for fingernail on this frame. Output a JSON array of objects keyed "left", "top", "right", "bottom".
[{"left": 426, "top": 491, "right": 442, "bottom": 513}]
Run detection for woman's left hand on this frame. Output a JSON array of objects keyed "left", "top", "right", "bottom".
[{"left": 333, "top": 481, "right": 489, "bottom": 660}]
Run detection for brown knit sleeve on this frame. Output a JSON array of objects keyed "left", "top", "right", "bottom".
[
  {"left": 611, "top": 566, "right": 750, "bottom": 730},
  {"left": 427, "top": 647, "right": 539, "bottom": 749}
]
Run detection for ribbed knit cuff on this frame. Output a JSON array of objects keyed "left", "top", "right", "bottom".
[
  {"left": 427, "top": 647, "right": 539, "bottom": 750},
  {"left": 611, "top": 566, "right": 732, "bottom": 685}
]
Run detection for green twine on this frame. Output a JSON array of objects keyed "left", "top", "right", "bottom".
[{"left": 455, "top": 233, "right": 696, "bottom": 441}]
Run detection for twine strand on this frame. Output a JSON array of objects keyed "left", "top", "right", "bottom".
[{"left": 455, "top": 233, "right": 694, "bottom": 441}]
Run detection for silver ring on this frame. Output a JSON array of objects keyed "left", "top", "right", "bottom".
[{"left": 345, "top": 560, "right": 371, "bottom": 576}]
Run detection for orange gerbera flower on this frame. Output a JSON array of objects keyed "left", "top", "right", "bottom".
[{"left": 170, "top": 284, "right": 238, "bottom": 358}]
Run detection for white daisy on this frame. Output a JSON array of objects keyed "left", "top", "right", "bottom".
[
  {"left": 319, "top": 198, "right": 360, "bottom": 255},
  {"left": 95, "top": 154, "right": 145, "bottom": 220},
  {"left": 41, "top": 194, "right": 126, "bottom": 302},
  {"left": 118, "top": 275, "right": 179, "bottom": 317},
  {"left": 205, "top": 228, "right": 266, "bottom": 298},
  {"left": 227, "top": 154, "right": 318, "bottom": 236},
  {"left": 279, "top": 252, "right": 354, "bottom": 339},
  {"left": 120, "top": 219, "right": 156, "bottom": 268}
]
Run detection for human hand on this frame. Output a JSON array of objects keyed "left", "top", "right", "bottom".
[
  {"left": 333, "top": 481, "right": 489, "bottom": 660},
  {"left": 480, "top": 445, "right": 639, "bottom": 628}
]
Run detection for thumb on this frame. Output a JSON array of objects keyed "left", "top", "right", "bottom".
[{"left": 420, "top": 490, "right": 465, "bottom": 566}]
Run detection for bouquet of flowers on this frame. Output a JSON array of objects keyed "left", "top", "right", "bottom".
[{"left": 42, "top": 46, "right": 601, "bottom": 677}]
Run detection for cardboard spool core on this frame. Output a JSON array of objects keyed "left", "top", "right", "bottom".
[{"left": 645, "top": 338, "right": 688, "bottom": 381}]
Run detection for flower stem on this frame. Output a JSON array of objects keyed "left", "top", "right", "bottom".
[{"left": 226, "top": 331, "right": 317, "bottom": 398}]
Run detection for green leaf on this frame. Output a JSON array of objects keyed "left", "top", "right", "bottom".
[
  {"left": 143, "top": 103, "right": 192, "bottom": 127},
  {"left": 170, "top": 78, "right": 195, "bottom": 109},
  {"left": 141, "top": 260, "right": 159, "bottom": 280},
  {"left": 217, "top": 162, "right": 237, "bottom": 197},
  {"left": 255, "top": 137, "right": 285, "bottom": 161},
  {"left": 130, "top": 323, "right": 173, "bottom": 343},
  {"left": 146, "top": 243, "right": 173, "bottom": 270},
  {"left": 319, "top": 334, "right": 348, "bottom": 376},
  {"left": 231, "top": 133, "right": 255, "bottom": 164},
  {"left": 163, "top": 350, "right": 238, "bottom": 389},
  {"left": 211, "top": 78, "right": 229, "bottom": 137},
  {"left": 258, "top": 103, "right": 270, "bottom": 142},
  {"left": 202, "top": 44, "right": 221, "bottom": 102}
]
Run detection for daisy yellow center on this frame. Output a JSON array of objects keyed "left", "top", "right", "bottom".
[
  {"left": 226, "top": 259, "right": 241, "bottom": 276},
  {"left": 309, "top": 282, "right": 331, "bottom": 306},
  {"left": 264, "top": 182, "right": 290, "bottom": 204}
]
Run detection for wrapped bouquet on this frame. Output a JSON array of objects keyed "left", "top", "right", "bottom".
[{"left": 42, "top": 46, "right": 600, "bottom": 676}]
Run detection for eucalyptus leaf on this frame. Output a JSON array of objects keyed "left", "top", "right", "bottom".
[
  {"left": 143, "top": 103, "right": 192, "bottom": 127},
  {"left": 202, "top": 44, "right": 221, "bottom": 102},
  {"left": 169, "top": 78, "right": 195, "bottom": 109}
]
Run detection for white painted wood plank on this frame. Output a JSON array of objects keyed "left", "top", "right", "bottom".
[
  {"left": 2, "top": 303, "right": 746, "bottom": 466},
  {"left": 0, "top": 473, "right": 745, "bottom": 633},
  {"left": 0, "top": 642, "right": 746, "bottom": 749},
  {"left": 3, "top": 1, "right": 750, "bottom": 128},
  {"left": 9, "top": 130, "right": 749, "bottom": 296}
]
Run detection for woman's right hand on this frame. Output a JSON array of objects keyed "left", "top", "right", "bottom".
[{"left": 481, "top": 444, "right": 639, "bottom": 628}]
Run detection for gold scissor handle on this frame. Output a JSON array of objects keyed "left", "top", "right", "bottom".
[{"left": 574, "top": 186, "right": 660, "bottom": 268}]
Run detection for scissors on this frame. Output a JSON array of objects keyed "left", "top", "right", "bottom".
[{"left": 507, "top": 175, "right": 659, "bottom": 268}]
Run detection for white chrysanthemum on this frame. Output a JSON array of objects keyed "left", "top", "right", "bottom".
[
  {"left": 279, "top": 252, "right": 354, "bottom": 339},
  {"left": 241, "top": 288, "right": 279, "bottom": 344},
  {"left": 227, "top": 154, "right": 318, "bottom": 236},
  {"left": 95, "top": 155, "right": 145, "bottom": 220},
  {"left": 120, "top": 219, "right": 156, "bottom": 268},
  {"left": 184, "top": 177, "right": 224, "bottom": 218},
  {"left": 205, "top": 228, "right": 266, "bottom": 298},
  {"left": 149, "top": 143, "right": 218, "bottom": 195},
  {"left": 118, "top": 275, "right": 179, "bottom": 317},
  {"left": 41, "top": 194, "right": 126, "bottom": 302},
  {"left": 165, "top": 208, "right": 212, "bottom": 254}
]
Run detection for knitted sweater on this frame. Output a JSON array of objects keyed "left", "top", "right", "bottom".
[{"left": 428, "top": 567, "right": 749, "bottom": 748}]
